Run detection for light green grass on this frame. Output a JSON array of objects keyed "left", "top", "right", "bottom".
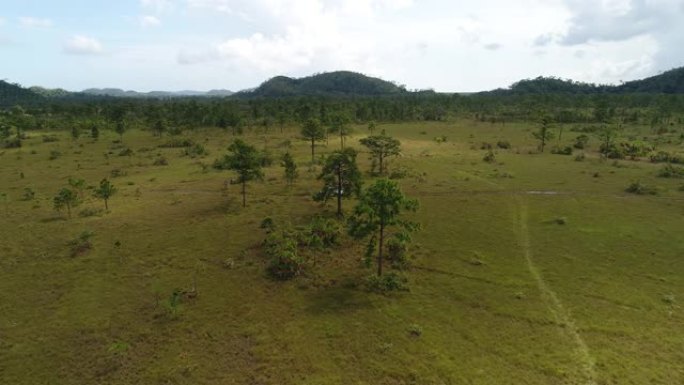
[{"left": 0, "top": 121, "right": 682, "bottom": 384}]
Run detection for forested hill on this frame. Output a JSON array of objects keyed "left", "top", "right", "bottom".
[
  {"left": 485, "top": 66, "right": 684, "bottom": 95},
  {"left": 616, "top": 67, "right": 684, "bottom": 93},
  {"left": 238, "top": 71, "right": 407, "bottom": 98},
  {"left": 0, "top": 80, "right": 45, "bottom": 107}
]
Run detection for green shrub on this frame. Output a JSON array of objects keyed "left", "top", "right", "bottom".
[
  {"left": 264, "top": 230, "right": 304, "bottom": 280},
  {"left": 153, "top": 156, "right": 169, "bottom": 166},
  {"left": 573, "top": 134, "right": 589, "bottom": 149},
  {"left": 496, "top": 141, "right": 511, "bottom": 149},
  {"left": 68, "top": 230, "right": 94, "bottom": 257},
  {"left": 79, "top": 207, "right": 104, "bottom": 217},
  {"left": 118, "top": 147, "right": 133, "bottom": 156},
  {"left": 625, "top": 180, "right": 657, "bottom": 195},
  {"left": 550, "top": 145, "right": 573, "bottom": 155},
  {"left": 49, "top": 150, "right": 62, "bottom": 160},
  {"left": 387, "top": 237, "right": 410, "bottom": 270},
  {"left": 657, "top": 164, "right": 684, "bottom": 178},
  {"left": 21, "top": 188, "right": 35, "bottom": 201},
  {"left": 480, "top": 142, "right": 493, "bottom": 150},
  {"left": 650, "top": 151, "right": 682, "bottom": 164},
  {"left": 183, "top": 143, "right": 208, "bottom": 158},
  {"left": 574, "top": 152, "right": 585, "bottom": 162},
  {"left": 483, "top": 150, "right": 496, "bottom": 163},
  {"left": 365, "top": 272, "right": 409, "bottom": 293}
]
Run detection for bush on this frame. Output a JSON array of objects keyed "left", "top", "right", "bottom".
[
  {"left": 365, "top": 272, "right": 409, "bottom": 293},
  {"left": 304, "top": 217, "right": 341, "bottom": 248},
  {"left": 183, "top": 143, "right": 208, "bottom": 158},
  {"left": 496, "top": 141, "right": 511, "bottom": 149},
  {"left": 434, "top": 135, "right": 447, "bottom": 144},
  {"left": 21, "top": 188, "right": 35, "bottom": 201},
  {"left": 49, "top": 150, "right": 62, "bottom": 160},
  {"left": 483, "top": 150, "right": 496, "bottom": 163},
  {"left": 574, "top": 152, "right": 585, "bottom": 162},
  {"left": 573, "top": 134, "right": 589, "bottom": 149},
  {"left": 650, "top": 151, "right": 683, "bottom": 164},
  {"left": 118, "top": 147, "right": 133, "bottom": 156},
  {"left": 657, "top": 164, "right": 684, "bottom": 178},
  {"left": 550, "top": 145, "right": 573, "bottom": 155},
  {"left": 68, "top": 230, "right": 94, "bottom": 257},
  {"left": 387, "top": 237, "right": 410, "bottom": 270},
  {"left": 480, "top": 142, "right": 493, "bottom": 150},
  {"left": 2, "top": 136, "right": 22, "bottom": 148},
  {"left": 599, "top": 143, "right": 624, "bottom": 159},
  {"left": 625, "top": 180, "right": 657, "bottom": 195},
  {"left": 265, "top": 230, "right": 304, "bottom": 280},
  {"left": 153, "top": 156, "right": 169, "bottom": 166},
  {"left": 260, "top": 217, "right": 275, "bottom": 232}
]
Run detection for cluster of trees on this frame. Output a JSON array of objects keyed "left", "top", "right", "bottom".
[
  {"left": 217, "top": 124, "right": 417, "bottom": 281},
  {"left": 53, "top": 178, "right": 117, "bottom": 218}
]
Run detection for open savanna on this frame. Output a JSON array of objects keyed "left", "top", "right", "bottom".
[{"left": 0, "top": 119, "right": 683, "bottom": 385}]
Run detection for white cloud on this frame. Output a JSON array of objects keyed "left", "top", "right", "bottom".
[
  {"left": 484, "top": 43, "right": 502, "bottom": 50},
  {"left": 19, "top": 17, "right": 53, "bottom": 28},
  {"left": 139, "top": 15, "right": 162, "bottom": 27},
  {"left": 141, "top": 0, "right": 174, "bottom": 12},
  {"left": 63, "top": 35, "right": 104, "bottom": 55}
]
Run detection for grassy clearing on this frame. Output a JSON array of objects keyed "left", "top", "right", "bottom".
[{"left": 0, "top": 120, "right": 683, "bottom": 384}]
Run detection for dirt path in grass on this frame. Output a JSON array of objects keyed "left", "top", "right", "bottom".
[{"left": 516, "top": 197, "right": 597, "bottom": 385}]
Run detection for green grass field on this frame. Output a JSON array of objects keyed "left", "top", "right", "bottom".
[{"left": 1, "top": 120, "right": 683, "bottom": 384}]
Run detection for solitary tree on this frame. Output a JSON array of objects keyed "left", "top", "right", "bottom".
[
  {"left": 301, "top": 118, "right": 325, "bottom": 163},
  {"left": 54, "top": 188, "right": 79, "bottom": 219},
  {"left": 359, "top": 130, "right": 401, "bottom": 175},
  {"left": 222, "top": 139, "right": 264, "bottom": 207},
  {"left": 368, "top": 121, "right": 376, "bottom": 135},
  {"left": 329, "top": 114, "right": 352, "bottom": 149},
  {"left": 114, "top": 119, "right": 126, "bottom": 142},
  {"left": 314, "top": 148, "right": 362, "bottom": 217},
  {"left": 90, "top": 124, "right": 99, "bottom": 140},
  {"left": 533, "top": 117, "right": 554, "bottom": 152},
  {"left": 94, "top": 178, "right": 116, "bottom": 210},
  {"left": 281, "top": 152, "right": 298, "bottom": 186},
  {"left": 348, "top": 179, "right": 419, "bottom": 276},
  {"left": 597, "top": 125, "right": 618, "bottom": 159}
]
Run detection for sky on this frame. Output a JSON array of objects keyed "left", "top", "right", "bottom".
[{"left": 0, "top": 0, "right": 682, "bottom": 92}]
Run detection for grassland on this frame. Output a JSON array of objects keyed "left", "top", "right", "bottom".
[{"left": 1, "top": 120, "right": 683, "bottom": 384}]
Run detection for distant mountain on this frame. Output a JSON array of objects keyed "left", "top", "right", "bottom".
[
  {"left": 81, "top": 88, "right": 233, "bottom": 98},
  {"left": 238, "top": 71, "right": 407, "bottom": 98},
  {"left": 485, "top": 66, "right": 684, "bottom": 95},
  {"left": 0, "top": 80, "right": 45, "bottom": 107}
]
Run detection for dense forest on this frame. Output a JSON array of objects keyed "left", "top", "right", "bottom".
[{"left": 1, "top": 69, "right": 684, "bottom": 140}]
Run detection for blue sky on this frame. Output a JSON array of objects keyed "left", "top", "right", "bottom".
[{"left": 1, "top": 0, "right": 682, "bottom": 92}]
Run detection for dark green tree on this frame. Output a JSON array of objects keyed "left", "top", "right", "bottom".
[
  {"left": 94, "top": 178, "right": 116, "bottom": 210},
  {"left": 532, "top": 117, "right": 554, "bottom": 152},
  {"left": 301, "top": 118, "right": 325, "bottom": 163},
  {"left": 115, "top": 119, "right": 126, "bottom": 142},
  {"left": 90, "top": 124, "right": 99, "bottom": 140},
  {"left": 54, "top": 188, "right": 79, "bottom": 219},
  {"left": 222, "top": 139, "right": 264, "bottom": 207},
  {"left": 328, "top": 114, "right": 352, "bottom": 149},
  {"left": 281, "top": 152, "right": 298, "bottom": 186},
  {"left": 348, "top": 179, "right": 419, "bottom": 276},
  {"left": 359, "top": 129, "right": 401, "bottom": 175},
  {"left": 314, "top": 148, "right": 362, "bottom": 216}
]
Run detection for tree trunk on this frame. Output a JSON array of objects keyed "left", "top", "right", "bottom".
[
  {"left": 377, "top": 222, "right": 384, "bottom": 276},
  {"left": 241, "top": 180, "right": 246, "bottom": 207},
  {"left": 66, "top": 203, "right": 71, "bottom": 219},
  {"left": 340, "top": 131, "right": 344, "bottom": 149},
  {"left": 104, "top": 199, "right": 108, "bottom": 210},
  {"left": 336, "top": 166, "right": 342, "bottom": 217},
  {"left": 311, "top": 138, "right": 315, "bottom": 163}
]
